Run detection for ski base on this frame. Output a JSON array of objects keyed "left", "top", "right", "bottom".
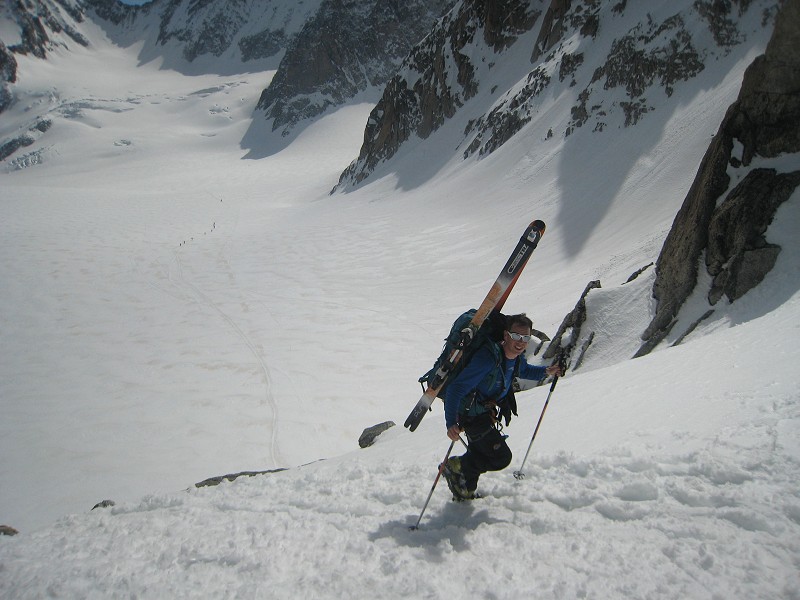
[{"left": 403, "top": 394, "right": 435, "bottom": 431}]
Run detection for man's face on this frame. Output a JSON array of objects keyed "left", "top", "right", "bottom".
[{"left": 503, "top": 324, "right": 531, "bottom": 359}]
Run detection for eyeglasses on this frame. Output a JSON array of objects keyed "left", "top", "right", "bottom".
[{"left": 506, "top": 331, "right": 532, "bottom": 343}]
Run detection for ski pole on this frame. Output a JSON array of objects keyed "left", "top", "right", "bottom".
[
  {"left": 410, "top": 440, "right": 455, "bottom": 531},
  {"left": 513, "top": 356, "right": 566, "bottom": 480}
]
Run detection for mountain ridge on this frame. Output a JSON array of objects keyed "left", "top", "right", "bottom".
[{"left": 334, "top": 0, "right": 782, "bottom": 190}]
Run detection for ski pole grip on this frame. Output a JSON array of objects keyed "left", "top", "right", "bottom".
[{"left": 549, "top": 351, "right": 566, "bottom": 391}]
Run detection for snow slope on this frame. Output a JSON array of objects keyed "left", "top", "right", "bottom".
[
  {"left": 1, "top": 291, "right": 799, "bottom": 598},
  {"left": 0, "top": 8, "right": 798, "bottom": 599}
]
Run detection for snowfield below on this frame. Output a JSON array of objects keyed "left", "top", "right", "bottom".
[
  {"left": 2, "top": 297, "right": 799, "bottom": 598},
  {"left": 1, "top": 7, "right": 799, "bottom": 599}
]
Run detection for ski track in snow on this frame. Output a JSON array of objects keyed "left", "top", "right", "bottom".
[{"left": 168, "top": 247, "right": 284, "bottom": 468}]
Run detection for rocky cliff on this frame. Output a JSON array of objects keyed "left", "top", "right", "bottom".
[
  {"left": 0, "top": 0, "right": 92, "bottom": 117},
  {"left": 335, "top": 0, "right": 544, "bottom": 188},
  {"left": 1, "top": 0, "right": 447, "bottom": 133},
  {"left": 3, "top": 0, "right": 88, "bottom": 60},
  {"left": 143, "top": 0, "right": 316, "bottom": 65},
  {"left": 81, "top": 0, "right": 323, "bottom": 69},
  {"left": 0, "top": 40, "right": 16, "bottom": 114},
  {"left": 638, "top": 0, "right": 800, "bottom": 356},
  {"left": 335, "top": 0, "right": 781, "bottom": 190},
  {"left": 255, "top": 0, "right": 452, "bottom": 137},
  {"left": 0, "top": 0, "right": 323, "bottom": 77}
]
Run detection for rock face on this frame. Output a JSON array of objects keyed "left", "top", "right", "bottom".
[
  {"left": 90, "top": 0, "right": 323, "bottom": 68},
  {"left": 0, "top": 40, "right": 16, "bottom": 113},
  {"left": 0, "top": 118, "right": 52, "bottom": 162},
  {"left": 0, "top": 0, "right": 90, "bottom": 115},
  {"left": 0, "top": 0, "right": 97, "bottom": 115},
  {"left": 543, "top": 280, "right": 601, "bottom": 368},
  {"left": 195, "top": 468, "right": 287, "bottom": 488},
  {"left": 358, "top": 421, "right": 396, "bottom": 448},
  {"left": 4, "top": 0, "right": 89, "bottom": 60},
  {"left": 335, "top": 0, "right": 778, "bottom": 190},
  {"left": 0, "top": 525, "right": 19, "bottom": 536},
  {"left": 1, "top": 0, "right": 322, "bottom": 70},
  {"left": 706, "top": 169, "right": 800, "bottom": 305},
  {"left": 256, "top": 0, "right": 452, "bottom": 136},
  {"left": 148, "top": 0, "right": 305, "bottom": 64},
  {"left": 2, "top": 0, "right": 447, "bottom": 131},
  {"left": 336, "top": 0, "right": 542, "bottom": 188},
  {"left": 639, "top": 0, "right": 800, "bottom": 355}
]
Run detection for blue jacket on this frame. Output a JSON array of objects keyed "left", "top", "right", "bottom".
[{"left": 444, "top": 343, "right": 547, "bottom": 428}]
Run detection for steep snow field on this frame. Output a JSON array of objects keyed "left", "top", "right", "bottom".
[{"left": 1, "top": 10, "right": 798, "bottom": 599}]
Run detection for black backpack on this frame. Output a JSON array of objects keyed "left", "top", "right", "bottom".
[{"left": 418, "top": 309, "right": 509, "bottom": 400}]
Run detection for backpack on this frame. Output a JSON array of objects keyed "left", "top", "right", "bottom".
[{"left": 418, "top": 309, "right": 510, "bottom": 401}]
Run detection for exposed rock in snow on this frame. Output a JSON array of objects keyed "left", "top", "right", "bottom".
[
  {"left": 358, "top": 421, "right": 396, "bottom": 448},
  {"left": 255, "top": 0, "right": 452, "bottom": 136},
  {"left": 640, "top": 0, "right": 800, "bottom": 355},
  {"left": 335, "top": 0, "right": 780, "bottom": 190}
]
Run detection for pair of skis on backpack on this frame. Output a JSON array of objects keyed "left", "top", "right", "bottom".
[{"left": 403, "top": 219, "right": 547, "bottom": 433}]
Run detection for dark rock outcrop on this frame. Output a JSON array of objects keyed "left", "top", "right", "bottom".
[
  {"left": 706, "top": 168, "right": 800, "bottom": 304},
  {"left": 639, "top": 0, "right": 800, "bottom": 355},
  {"left": 0, "top": 40, "right": 17, "bottom": 114},
  {"left": 0, "top": 1, "right": 142, "bottom": 115},
  {"left": 359, "top": 421, "right": 396, "bottom": 448},
  {"left": 531, "top": 0, "right": 571, "bottom": 63},
  {"left": 256, "top": 0, "right": 451, "bottom": 136},
  {"left": 336, "top": 0, "right": 541, "bottom": 188},
  {"left": 336, "top": 0, "right": 776, "bottom": 190},
  {"left": 195, "top": 468, "right": 287, "bottom": 488},
  {"left": 624, "top": 263, "right": 654, "bottom": 284},
  {"left": 155, "top": 0, "right": 251, "bottom": 62},
  {"left": 543, "top": 280, "right": 601, "bottom": 369},
  {"left": 0, "top": 118, "right": 52, "bottom": 161},
  {"left": 83, "top": 0, "right": 137, "bottom": 25},
  {"left": 6, "top": 0, "right": 89, "bottom": 59},
  {"left": 566, "top": 10, "right": 705, "bottom": 135},
  {"left": 0, "top": 39, "right": 16, "bottom": 83}
]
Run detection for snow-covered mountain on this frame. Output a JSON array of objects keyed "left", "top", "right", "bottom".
[
  {"left": 336, "top": 0, "right": 782, "bottom": 188},
  {"left": 2, "top": 0, "right": 321, "bottom": 70},
  {"left": 253, "top": 0, "right": 451, "bottom": 138},
  {"left": 0, "top": 0, "right": 798, "bottom": 597},
  {"left": 1, "top": 0, "right": 453, "bottom": 130}
]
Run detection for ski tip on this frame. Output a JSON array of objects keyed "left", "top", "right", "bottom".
[{"left": 524, "top": 220, "right": 545, "bottom": 244}]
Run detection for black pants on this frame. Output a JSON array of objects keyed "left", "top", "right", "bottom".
[{"left": 460, "top": 414, "right": 512, "bottom": 491}]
